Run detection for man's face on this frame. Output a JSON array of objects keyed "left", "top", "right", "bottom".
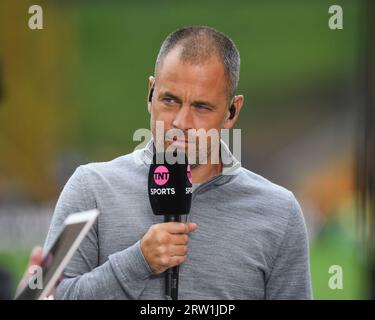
[{"left": 148, "top": 47, "right": 240, "bottom": 165}]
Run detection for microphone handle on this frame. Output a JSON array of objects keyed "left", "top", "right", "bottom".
[{"left": 164, "top": 215, "right": 181, "bottom": 300}]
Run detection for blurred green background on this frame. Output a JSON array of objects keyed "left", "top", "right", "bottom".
[{"left": 0, "top": 0, "right": 370, "bottom": 299}]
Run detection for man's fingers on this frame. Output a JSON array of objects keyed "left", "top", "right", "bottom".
[
  {"left": 165, "top": 222, "right": 197, "bottom": 234},
  {"left": 169, "top": 245, "right": 188, "bottom": 256},
  {"left": 16, "top": 246, "right": 44, "bottom": 296},
  {"left": 169, "top": 255, "right": 187, "bottom": 268},
  {"left": 29, "top": 246, "right": 43, "bottom": 267},
  {"left": 187, "top": 222, "right": 197, "bottom": 233},
  {"left": 169, "top": 234, "right": 189, "bottom": 245}
]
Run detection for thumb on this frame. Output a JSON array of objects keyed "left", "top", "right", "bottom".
[
  {"left": 29, "top": 246, "right": 43, "bottom": 267},
  {"left": 186, "top": 222, "right": 197, "bottom": 233}
]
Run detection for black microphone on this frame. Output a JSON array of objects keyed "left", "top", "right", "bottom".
[{"left": 148, "top": 151, "right": 192, "bottom": 300}]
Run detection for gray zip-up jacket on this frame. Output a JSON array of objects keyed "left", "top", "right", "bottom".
[{"left": 44, "top": 139, "right": 312, "bottom": 299}]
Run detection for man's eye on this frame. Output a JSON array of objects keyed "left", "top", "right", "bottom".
[
  {"left": 195, "top": 105, "right": 210, "bottom": 111},
  {"left": 163, "top": 98, "right": 177, "bottom": 105}
]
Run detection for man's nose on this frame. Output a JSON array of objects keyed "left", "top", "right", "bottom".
[{"left": 172, "top": 105, "right": 193, "bottom": 131}]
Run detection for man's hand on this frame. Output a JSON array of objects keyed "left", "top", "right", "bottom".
[
  {"left": 16, "top": 246, "right": 57, "bottom": 299},
  {"left": 140, "top": 222, "right": 197, "bottom": 274},
  {"left": 16, "top": 246, "right": 43, "bottom": 296}
]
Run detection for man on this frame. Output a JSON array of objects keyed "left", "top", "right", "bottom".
[{"left": 44, "top": 26, "right": 312, "bottom": 299}]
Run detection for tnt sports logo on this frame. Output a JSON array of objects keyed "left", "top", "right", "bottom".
[
  {"left": 187, "top": 165, "right": 192, "bottom": 184},
  {"left": 153, "top": 166, "right": 170, "bottom": 186}
]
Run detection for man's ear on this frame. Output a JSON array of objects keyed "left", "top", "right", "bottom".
[
  {"left": 223, "top": 95, "right": 244, "bottom": 129},
  {"left": 147, "top": 76, "right": 155, "bottom": 114}
]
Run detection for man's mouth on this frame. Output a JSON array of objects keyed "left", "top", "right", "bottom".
[
  {"left": 169, "top": 139, "right": 189, "bottom": 146},
  {"left": 165, "top": 138, "right": 198, "bottom": 151},
  {"left": 166, "top": 136, "right": 192, "bottom": 144}
]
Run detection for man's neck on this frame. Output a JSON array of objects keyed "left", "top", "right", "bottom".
[{"left": 191, "top": 158, "right": 223, "bottom": 184}]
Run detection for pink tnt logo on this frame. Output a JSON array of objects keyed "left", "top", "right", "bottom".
[
  {"left": 153, "top": 166, "right": 170, "bottom": 186},
  {"left": 187, "top": 165, "right": 192, "bottom": 184}
]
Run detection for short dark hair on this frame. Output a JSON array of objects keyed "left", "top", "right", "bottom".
[{"left": 155, "top": 26, "right": 240, "bottom": 100}]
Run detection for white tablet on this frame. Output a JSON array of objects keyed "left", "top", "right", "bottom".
[{"left": 15, "top": 209, "right": 100, "bottom": 300}]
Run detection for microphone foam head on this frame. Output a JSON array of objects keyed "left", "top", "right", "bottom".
[{"left": 148, "top": 152, "right": 192, "bottom": 216}]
